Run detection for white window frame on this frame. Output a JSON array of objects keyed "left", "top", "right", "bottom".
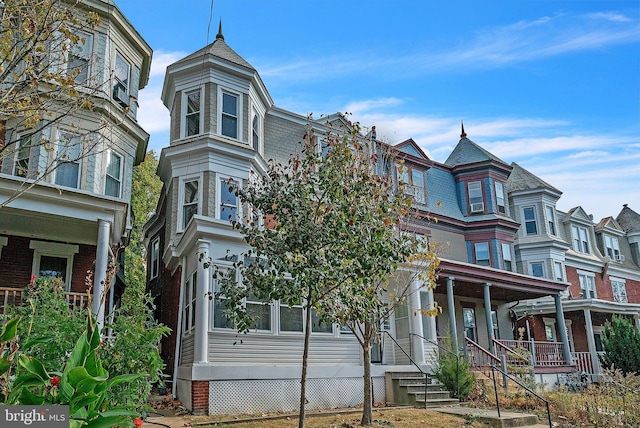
[
  {"left": 67, "top": 29, "right": 93, "bottom": 85},
  {"left": 13, "top": 133, "right": 31, "bottom": 178},
  {"left": 571, "top": 225, "right": 590, "bottom": 253},
  {"left": 251, "top": 112, "right": 261, "bottom": 152},
  {"left": 463, "top": 307, "right": 477, "bottom": 342},
  {"left": 182, "top": 87, "right": 202, "bottom": 138},
  {"left": 177, "top": 174, "right": 202, "bottom": 232},
  {"left": 501, "top": 242, "right": 512, "bottom": 271},
  {"left": 522, "top": 206, "right": 538, "bottom": 235},
  {"left": 216, "top": 176, "right": 241, "bottom": 223},
  {"left": 546, "top": 206, "right": 556, "bottom": 236},
  {"left": 530, "top": 261, "right": 545, "bottom": 278},
  {"left": 553, "top": 261, "right": 564, "bottom": 282},
  {"left": 604, "top": 235, "right": 622, "bottom": 261},
  {"left": 54, "top": 130, "right": 83, "bottom": 189},
  {"left": 468, "top": 181, "right": 484, "bottom": 213},
  {"left": 150, "top": 236, "right": 160, "bottom": 279},
  {"left": 543, "top": 317, "right": 557, "bottom": 341},
  {"left": 495, "top": 182, "right": 506, "bottom": 214},
  {"left": 112, "top": 50, "right": 131, "bottom": 107},
  {"left": 218, "top": 88, "right": 242, "bottom": 140},
  {"left": 30, "top": 241, "right": 79, "bottom": 292},
  {"left": 610, "top": 277, "right": 628, "bottom": 303},
  {"left": 183, "top": 271, "right": 197, "bottom": 334},
  {"left": 104, "top": 149, "right": 123, "bottom": 198},
  {"left": 578, "top": 270, "right": 596, "bottom": 299},
  {"left": 474, "top": 242, "right": 490, "bottom": 267}
]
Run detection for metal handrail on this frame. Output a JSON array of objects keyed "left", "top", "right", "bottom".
[
  {"left": 381, "top": 331, "right": 430, "bottom": 408},
  {"left": 490, "top": 364, "right": 552, "bottom": 428},
  {"left": 410, "top": 332, "right": 461, "bottom": 400}
]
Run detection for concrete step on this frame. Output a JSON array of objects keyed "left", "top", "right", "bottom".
[
  {"left": 434, "top": 405, "right": 541, "bottom": 428},
  {"left": 398, "top": 378, "right": 441, "bottom": 388},
  {"left": 415, "top": 398, "right": 461, "bottom": 408}
]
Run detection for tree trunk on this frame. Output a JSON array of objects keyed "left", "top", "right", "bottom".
[
  {"left": 361, "top": 321, "right": 373, "bottom": 426},
  {"left": 298, "top": 300, "right": 313, "bottom": 428}
]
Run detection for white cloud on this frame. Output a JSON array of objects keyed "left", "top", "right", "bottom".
[{"left": 587, "top": 12, "right": 632, "bottom": 23}]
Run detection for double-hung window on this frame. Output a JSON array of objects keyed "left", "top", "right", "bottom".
[
  {"left": 246, "top": 290, "right": 271, "bottom": 331},
  {"left": 611, "top": 278, "right": 628, "bottom": 303},
  {"left": 13, "top": 135, "right": 32, "bottom": 178},
  {"left": 280, "top": 298, "right": 304, "bottom": 333},
  {"left": 604, "top": 235, "right": 621, "bottom": 261},
  {"left": 546, "top": 206, "right": 556, "bottom": 235},
  {"left": 468, "top": 181, "right": 484, "bottom": 213},
  {"left": 105, "top": 150, "right": 123, "bottom": 198},
  {"left": 554, "top": 261, "right": 564, "bottom": 282},
  {"left": 252, "top": 114, "right": 260, "bottom": 151},
  {"left": 68, "top": 30, "right": 92, "bottom": 84},
  {"left": 113, "top": 51, "right": 130, "bottom": 106},
  {"left": 523, "top": 206, "right": 538, "bottom": 235},
  {"left": 495, "top": 182, "right": 506, "bottom": 214},
  {"left": 571, "top": 225, "right": 590, "bottom": 253},
  {"left": 219, "top": 178, "right": 239, "bottom": 222},
  {"left": 463, "top": 307, "right": 477, "bottom": 342},
  {"left": 180, "top": 178, "right": 200, "bottom": 230},
  {"left": 183, "top": 272, "right": 197, "bottom": 333},
  {"left": 55, "top": 132, "right": 82, "bottom": 188},
  {"left": 185, "top": 89, "right": 201, "bottom": 137},
  {"left": 221, "top": 92, "right": 238, "bottom": 139},
  {"left": 501, "top": 243, "right": 512, "bottom": 271},
  {"left": 578, "top": 272, "right": 596, "bottom": 299},
  {"left": 474, "top": 242, "right": 490, "bottom": 267}
]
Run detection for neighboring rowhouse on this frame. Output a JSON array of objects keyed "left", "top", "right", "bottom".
[
  {"left": 145, "top": 28, "right": 574, "bottom": 415},
  {"left": 0, "top": 0, "right": 151, "bottom": 327},
  {"left": 508, "top": 162, "right": 640, "bottom": 382}
]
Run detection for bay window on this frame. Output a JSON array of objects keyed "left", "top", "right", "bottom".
[
  {"left": 55, "top": 132, "right": 82, "bottom": 188},
  {"left": 104, "top": 150, "right": 123, "bottom": 198},
  {"left": 523, "top": 206, "right": 538, "bottom": 235},
  {"left": 468, "top": 181, "right": 484, "bottom": 213},
  {"left": 184, "top": 89, "right": 201, "bottom": 137},
  {"left": 474, "top": 242, "right": 490, "bottom": 266},
  {"left": 221, "top": 91, "right": 238, "bottom": 139},
  {"left": 495, "top": 182, "right": 506, "bottom": 214},
  {"left": 179, "top": 177, "right": 200, "bottom": 231}
]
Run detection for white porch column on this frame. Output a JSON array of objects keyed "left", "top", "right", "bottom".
[
  {"left": 426, "top": 288, "right": 438, "bottom": 343},
  {"left": 446, "top": 277, "right": 458, "bottom": 351},
  {"left": 554, "top": 294, "right": 573, "bottom": 364},
  {"left": 635, "top": 315, "right": 640, "bottom": 333},
  {"left": 409, "top": 279, "right": 426, "bottom": 365},
  {"left": 194, "top": 239, "right": 211, "bottom": 364},
  {"left": 482, "top": 283, "right": 495, "bottom": 354},
  {"left": 583, "top": 309, "right": 598, "bottom": 374},
  {"left": 92, "top": 219, "right": 111, "bottom": 331}
]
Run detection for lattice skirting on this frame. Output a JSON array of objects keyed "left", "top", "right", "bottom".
[{"left": 209, "top": 376, "right": 386, "bottom": 414}]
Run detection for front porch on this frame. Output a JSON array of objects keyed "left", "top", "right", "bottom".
[{"left": 0, "top": 286, "right": 91, "bottom": 316}]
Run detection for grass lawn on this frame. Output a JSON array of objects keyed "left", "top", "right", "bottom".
[{"left": 188, "top": 407, "right": 489, "bottom": 427}]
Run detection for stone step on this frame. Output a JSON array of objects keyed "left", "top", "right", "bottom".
[
  {"left": 434, "top": 405, "right": 541, "bottom": 428},
  {"left": 410, "top": 391, "right": 454, "bottom": 401},
  {"left": 406, "top": 385, "right": 451, "bottom": 395},
  {"left": 415, "top": 398, "right": 461, "bottom": 408},
  {"left": 398, "top": 378, "right": 442, "bottom": 388}
]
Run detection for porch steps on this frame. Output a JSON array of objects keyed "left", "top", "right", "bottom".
[
  {"left": 385, "top": 371, "right": 459, "bottom": 408},
  {"left": 435, "top": 405, "right": 542, "bottom": 428}
]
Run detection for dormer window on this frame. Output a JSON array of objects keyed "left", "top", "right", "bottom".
[
  {"left": 604, "top": 235, "right": 622, "bottom": 261},
  {"left": 571, "top": 225, "right": 590, "bottom": 253},
  {"left": 221, "top": 92, "right": 238, "bottom": 139},
  {"left": 468, "top": 181, "right": 484, "bottom": 213},
  {"left": 396, "top": 164, "right": 426, "bottom": 204},
  {"left": 495, "top": 182, "right": 506, "bottom": 214}
]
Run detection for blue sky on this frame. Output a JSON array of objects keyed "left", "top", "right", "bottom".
[{"left": 118, "top": 1, "right": 640, "bottom": 222}]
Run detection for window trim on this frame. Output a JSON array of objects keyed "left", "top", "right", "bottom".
[
  {"left": 182, "top": 88, "right": 202, "bottom": 138},
  {"left": 13, "top": 133, "right": 32, "bottom": 178},
  {"left": 104, "top": 149, "right": 123, "bottom": 198},
  {"left": 610, "top": 277, "right": 628, "bottom": 303},
  {"left": 546, "top": 206, "right": 556, "bottom": 236},
  {"left": 252, "top": 112, "right": 261, "bottom": 152},
  {"left": 216, "top": 176, "right": 241, "bottom": 223},
  {"left": 578, "top": 270, "right": 596, "bottom": 299},
  {"left": 150, "top": 236, "right": 160, "bottom": 280},
  {"left": 571, "top": 225, "right": 590, "bottom": 253},
  {"left": 501, "top": 242, "right": 512, "bottom": 271},
  {"left": 218, "top": 88, "right": 242, "bottom": 140},
  {"left": 177, "top": 174, "right": 202, "bottom": 232},
  {"left": 112, "top": 50, "right": 131, "bottom": 106},
  {"left": 54, "top": 130, "right": 83, "bottom": 189},
  {"left": 522, "top": 206, "right": 538, "bottom": 236},
  {"left": 495, "top": 182, "right": 506, "bottom": 214},
  {"left": 463, "top": 307, "right": 477, "bottom": 342},
  {"left": 468, "top": 181, "right": 484, "bottom": 214},
  {"left": 604, "top": 235, "right": 621, "bottom": 261},
  {"left": 530, "top": 261, "right": 545, "bottom": 278},
  {"left": 474, "top": 242, "right": 490, "bottom": 267},
  {"left": 30, "top": 240, "right": 79, "bottom": 292},
  {"left": 67, "top": 29, "right": 93, "bottom": 85},
  {"left": 183, "top": 271, "right": 197, "bottom": 334}
]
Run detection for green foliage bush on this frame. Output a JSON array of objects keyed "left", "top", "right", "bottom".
[
  {"left": 432, "top": 340, "right": 475, "bottom": 400},
  {"left": 600, "top": 315, "right": 640, "bottom": 374}
]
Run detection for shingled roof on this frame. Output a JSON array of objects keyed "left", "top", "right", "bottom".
[
  {"left": 616, "top": 204, "right": 640, "bottom": 233},
  {"left": 173, "top": 22, "right": 255, "bottom": 71},
  {"left": 444, "top": 134, "right": 506, "bottom": 168},
  {"left": 507, "top": 162, "right": 562, "bottom": 195}
]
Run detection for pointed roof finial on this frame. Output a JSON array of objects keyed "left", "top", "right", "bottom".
[
  {"left": 460, "top": 120, "right": 467, "bottom": 139},
  {"left": 216, "top": 19, "right": 224, "bottom": 41}
]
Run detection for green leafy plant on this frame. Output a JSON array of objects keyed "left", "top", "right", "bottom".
[
  {"left": 600, "top": 315, "right": 640, "bottom": 374},
  {"left": 2, "top": 315, "right": 141, "bottom": 428},
  {"left": 432, "top": 339, "right": 475, "bottom": 400}
]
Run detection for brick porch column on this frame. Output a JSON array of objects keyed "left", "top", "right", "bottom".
[{"left": 191, "top": 380, "right": 209, "bottom": 415}]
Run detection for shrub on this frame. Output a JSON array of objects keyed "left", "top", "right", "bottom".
[
  {"left": 432, "top": 339, "right": 475, "bottom": 400},
  {"left": 600, "top": 315, "right": 640, "bottom": 374}
]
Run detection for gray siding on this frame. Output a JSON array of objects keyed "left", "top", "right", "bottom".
[
  {"left": 180, "top": 334, "right": 194, "bottom": 365},
  {"left": 170, "top": 91, "right": 181, "bottom": 142},
  {"left": 263, "top": 115, "right": 305, "bottom": 164}
]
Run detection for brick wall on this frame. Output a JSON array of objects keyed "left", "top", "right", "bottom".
[
  {"left": 70, "top": 244, "right": 96, "bottom": 293},
  {"left": 191, "top": 380, "right": 209, "bottom": 415},
  {"left": 0, "top": 235, "right": 33, "bottom": 288}
]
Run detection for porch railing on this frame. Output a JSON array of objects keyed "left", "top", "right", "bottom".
[
  {"left": 0, "top": 287, "right": 89, "bottom": 316},
  {"left": 572, "top": 351, "right": 605, "bottom": 378},
  {"left": 497, "top": 339, "right": 567, "bottom": 367},
  {"left": 465, "top": 336, "right": 500, "bottom": 378}
]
